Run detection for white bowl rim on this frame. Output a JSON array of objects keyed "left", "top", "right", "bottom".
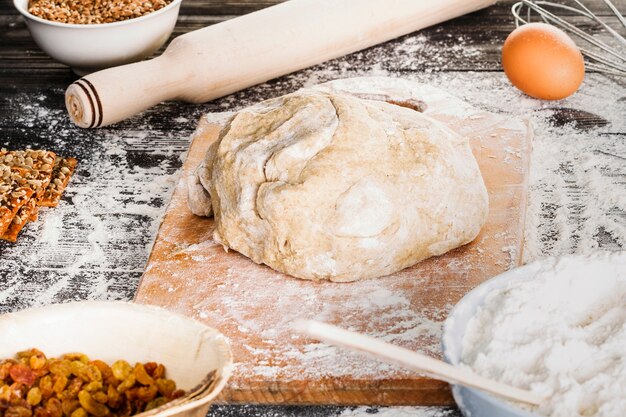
[
  {"left": 442, "top": 251, "right": 626, "bottom": 416},
  {"left": 441, "top": 256, "right": 561, "bottom": 417},
  {"left": 0, "top": 300, "right": 233, "bottom": 417},
  {"left": 13, "top": 0, "right": 182, "bottom": 29}
]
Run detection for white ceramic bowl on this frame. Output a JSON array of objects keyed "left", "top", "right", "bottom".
[
  {"left": 442, "top": 251, "right": 626, "bottom": 417},
  {"left": 13, "top": 0, "right": 182, "bottom": 75},
  {"left": 0, "top": 301, "right": 232, "bottom": 417}
]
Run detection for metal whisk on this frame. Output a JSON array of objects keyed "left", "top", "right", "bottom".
[{"left": 512, "top": 0, "right": 626, "bottom": 76}]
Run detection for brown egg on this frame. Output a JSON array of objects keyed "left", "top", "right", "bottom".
[{"left": 502, "top": 23, "right": 585, "bottom": 100}]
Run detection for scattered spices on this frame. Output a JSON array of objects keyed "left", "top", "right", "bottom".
[
  {"left": 0, "top": 349, "right": 186, "bottom": 417},
  {"left": 27, "top": 0, "right": 173, "bottom": 24}
]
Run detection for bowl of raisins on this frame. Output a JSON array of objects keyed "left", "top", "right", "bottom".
[{"left": 0, "top": 302, "right": 232, "bottom": 417}]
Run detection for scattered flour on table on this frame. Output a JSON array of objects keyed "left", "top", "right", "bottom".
[
  {"left": 336, "top": 406, "right": 458, "bottom": 417},
  {"left": 208, "top": 405, "right": 460, "bottom": 417},
  {"left": 0, "top": 27, "right": 623, "bottom": 410},
  {"left": 0, "top": 92, "right": 202, "bottom": 310},
  {"left": 461, "top": 252, "right": 626, "bottom": 417}
]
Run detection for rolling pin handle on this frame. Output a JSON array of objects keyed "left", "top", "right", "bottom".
[
  {"left": 65, "top": 0, "right": 497, "bottom": 128},
  {"left": 66, "top": 79, "right": 102, "bottom": 128},
  {"left": 65, "top": 56, "right": 182, "bottom": 128}
]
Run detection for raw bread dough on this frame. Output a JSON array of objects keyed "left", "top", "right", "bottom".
[{"left": 189, "top": 90, "right": 488, "bottom": 282}]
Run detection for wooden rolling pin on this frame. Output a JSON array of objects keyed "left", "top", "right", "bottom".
[{"left": 65, "top": 0, "right": 495, "bottom": 128}]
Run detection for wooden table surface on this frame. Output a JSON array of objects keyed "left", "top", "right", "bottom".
[{"left": 1, "top": 0, "right": 624, "bottom": 416}]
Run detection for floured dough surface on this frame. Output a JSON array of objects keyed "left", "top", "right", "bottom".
[{"left": 189, "top": 90, "right": 488, "bottom": 282}]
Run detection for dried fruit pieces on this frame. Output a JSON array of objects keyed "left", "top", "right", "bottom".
[
  {"left": 0, "top": 350, "right": 184, "bottom": 417},
  {"left": 0, "top": 149, "right": 77, "bottom": 242}
]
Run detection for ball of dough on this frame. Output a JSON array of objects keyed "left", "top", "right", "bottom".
[{"left": 189, "top": 91, "right": 488, "bottom": 282}]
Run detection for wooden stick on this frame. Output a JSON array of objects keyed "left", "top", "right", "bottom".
[
  {"left": 294, "top": 320, "right": 544, "bottom": 406},
  {"left": 65, "top": 0, "right": 497, "bottom": 128}
]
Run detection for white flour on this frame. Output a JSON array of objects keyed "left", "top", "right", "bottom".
[{"left": 461, "top": 252, "right": 626, "bottom": 417}]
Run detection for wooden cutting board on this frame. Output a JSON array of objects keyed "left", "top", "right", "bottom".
[{"left": 135, "top": 77, "right": 532, "bottom": 406}]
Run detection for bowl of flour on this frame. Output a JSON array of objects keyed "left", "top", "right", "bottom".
[{"left": 442, "top": 251, "right": 626, "bottom": 417}]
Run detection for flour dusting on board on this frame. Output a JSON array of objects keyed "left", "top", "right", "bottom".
[
  {"left": 193, "top": 262, "right": 445, "bottom": 379},
  {"left": 135, "top": 76, "right": 530, "bottom": 392},
  {"left": 134, "top": 70, "right": 625, "bottom": 397}
]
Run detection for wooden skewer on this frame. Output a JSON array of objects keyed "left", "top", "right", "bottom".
[{"left": 294, "top": 320, "right": 544, "bottom": 407}]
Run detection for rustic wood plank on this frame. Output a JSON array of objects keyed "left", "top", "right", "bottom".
[
  {"left": 2, "top": 1, "right": 624, "bottom": 78},
  {"left": 1, "top": 0, "right": 621, "bottom": 16}
]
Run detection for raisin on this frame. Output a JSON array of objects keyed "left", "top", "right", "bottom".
[
  {"left": 0, "top": 384, "right": 11, "bottom": 397},
  {"left": 84, "top": 366, "right": 101, "bottom": 384},
  {"left": 151, "top": 365, "right": 164, "bottom": 380},
  {"left": 17, "top": 350, "right": 47, "bottom": 371},
  {"left": 110, "top": 362, "right": 131, "bottom": 383},
  {"left": 142, "top": 363, "right": 156, "bottom": 377},
  {"left": 45, "top": 397, "right": 63, "bottom": 417},
  {"left": 171, "top": 390, "right": 185, "bottom": 400},
  {"left": 9, "top": 364, "right": 35, "bottom": 387},
  {"left": 61, "top": 379, "right": 82, "bottom": 401},
  {"left": 48, "top": 361, "right": 71, "bottom": 378},
  {"left": 39, "top": 376, "right": 53, "bottom": 399},
  {"left": 61, "top": 355, "right": 89, "bottom": 365},
  {"left": 70, "top": 408, "right": 87, "bottom": 417},
  {"left": 5, "top": 406, "right": 33, "bottom": 417},
  {"left": 105, "top": 386, "right": 119, "bottom": 410},
  {"left": 116, "top": 400, "right": 131, "bottom": 417},
  {"left": 144, "top": 397, "right": 166, "bottom": 411},
  {"left": 135, "top": 385, "right": 157, "bottom": 403},
  {"left": 60, "top": 399, "right": 79, "bottom": 417},
  {"left": 9, "top": 383, "right": 26, "bottom": 402},
  {"left": 89, "top": 363, "right": 113, "bottom": 387},
  {"left": 154, "top": 379, "right": 175, "bottom": 398},
  {"left": 16, "top": 349, "right": 42, "bottom": 360},
  {"left": 82, "top": 382, "right": 101, "bottom": 393},
  {"left": 91, "top": 393, "right": 107, "bottom": 405},
  {"left": 115, "top": 374, "right": 134, "bottom": 394},
  {"left": 0, "top": 360, "right": 15, "bottom": 381},
  {"left": 131, "top": 364, "right": 152, "bottom": 387},
  {"left": 52, "top": 376, "right": 68, "bottom": 394},
  {"left": 125, "top": 388, "right": 138, "bottom": 402},
  {"left": 33, "top": 407, "right": 50, "bottom": 417},
  {"left": 68, "top": 363, "right": 84, "bottom": 381},
  {"left": 77, "top": 391, "right": 109, "bottom": 417},
  {"left": 26, "top": 387, "right": 42, "bottom": 406}
]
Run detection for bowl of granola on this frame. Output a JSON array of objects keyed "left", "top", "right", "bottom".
[
  {"left": 12, "top": 0, "right": 182, "bottom": 75},
  {"left": 0, "top": 301, "right": 232, "bottom": 417}
]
